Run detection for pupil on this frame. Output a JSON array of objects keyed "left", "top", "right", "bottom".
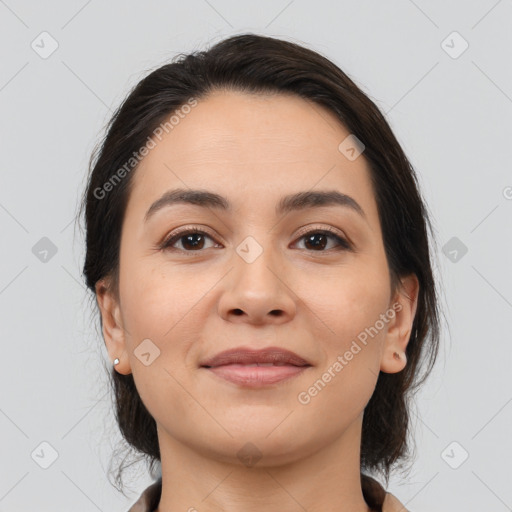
[
  {"left": 184, "top": 234, "right": 204, "bottom": 250},
  {"left": 305, "top": 234, "right": 327, "bottom": 250}
]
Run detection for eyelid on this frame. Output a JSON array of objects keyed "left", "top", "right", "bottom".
[
  {"left": 293, "top": 223, "right": 347, "bottom": 241},
  {"left": 160, "top": 224, "right": 220, "bottom": 248},
  {"left": 292, "top": 224, "right": 353, "bottom": 251}
]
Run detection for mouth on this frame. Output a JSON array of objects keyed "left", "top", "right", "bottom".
[{"left": 199, "top": 347, "right": 312, "bottom": 387}]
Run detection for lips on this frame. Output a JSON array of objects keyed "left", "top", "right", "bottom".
[
  {"left": 199, "top": 347, "right": 311, "bottom": 368},
  {"left": 199, "top": 347, "right": 312, "bottom": 387}
]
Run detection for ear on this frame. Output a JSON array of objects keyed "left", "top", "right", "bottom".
[
  {"left": 95, "top": 278, "right": 132, "bottom": 375},
  {"left": 380, "top": 273, "right": 419, "bottom": 374}
]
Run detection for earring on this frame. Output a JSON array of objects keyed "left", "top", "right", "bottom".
[
  {"left": 393, "top": 351, "right": 400, "bottom": 360},
  {"left": 113, "top": 358, "right": 120, "bottom": 366}
]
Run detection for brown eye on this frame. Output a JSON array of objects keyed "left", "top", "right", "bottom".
[
  {"left": 295, "top": 230, "right": 352, "bottom": 251},
  {"left": 162, "top": 230, "right": 218, "bottom": 251},
  {"left": 160, "top": 227, "right": 351, "bottom": 253}
]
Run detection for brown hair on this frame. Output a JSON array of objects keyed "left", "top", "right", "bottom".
[{"left": 79, "top": 33, "right": 441, "bottom": 495}]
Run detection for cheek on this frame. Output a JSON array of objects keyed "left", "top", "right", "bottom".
[
  {"left": 306, "top": 261, "right": 391, "bottom": 349},
  {"left": 119, "top": 259, "right": 210, "bottom": 341},
  {"left": 117, "top": 262, "right": 208, "bottom": 427},
  {"left": 298, "top": 274, "right": 390, "bottom": 417}
]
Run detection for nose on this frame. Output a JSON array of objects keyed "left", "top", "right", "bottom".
[{"left": 217, "top": 243, "right": 296, "bottom": 325}]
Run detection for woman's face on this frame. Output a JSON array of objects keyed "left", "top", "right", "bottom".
[{"left": 97, "top": 90, "right": 417, "bottom": 466}]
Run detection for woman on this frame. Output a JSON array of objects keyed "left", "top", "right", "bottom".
[{"left": 80, "top": 33, "right": 440, "bottom": 511}]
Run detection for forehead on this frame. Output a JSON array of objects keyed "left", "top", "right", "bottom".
[{"left": 126, "top": 90, "right": 378, "bottom": 223}]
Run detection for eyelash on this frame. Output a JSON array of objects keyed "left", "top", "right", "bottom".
[{"left": 159, "top": 225, "right": 352, "bottom": 253}]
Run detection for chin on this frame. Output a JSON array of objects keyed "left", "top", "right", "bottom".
[{"left": 191, "top": 424, "right": 317, "bottom": 468}]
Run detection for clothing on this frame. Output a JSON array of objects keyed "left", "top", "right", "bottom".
[{"left": 126, "top": 475, "right": 409, "bottom": 512}]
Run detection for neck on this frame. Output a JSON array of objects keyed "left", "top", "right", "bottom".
[{"left": 155, "top": 416, "right": 372, "bottom": 512}]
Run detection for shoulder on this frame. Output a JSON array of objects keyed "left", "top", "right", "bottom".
[
  {"left": 361, "top": 473, "right": 409, "bottom": 512},
  {"left": 383, "top": 490, "right": 409, "bottom": 512},
  {"left": 126, "top": 478, "right": 162, "bottom": 512}
]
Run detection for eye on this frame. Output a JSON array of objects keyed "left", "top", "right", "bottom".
[
  {"left": 293, "top": 226, "right": 352, "bottom": 252},
  {"left": 161, "top": 227, "right": 220, "bottom": 252},
  {"left": 160, "top": 225, "right": 352, "bottom": 253}
]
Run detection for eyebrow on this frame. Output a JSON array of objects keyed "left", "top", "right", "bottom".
[{"left": 144, "top": 188, "right": 367, "bottom": 223}]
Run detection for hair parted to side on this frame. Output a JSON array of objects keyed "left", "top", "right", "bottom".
[{"left": 79, "top": 33, "right": 441, "bottom": 494}]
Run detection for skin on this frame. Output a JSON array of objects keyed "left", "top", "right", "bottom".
[{"left": 96, "top": 90, "right": 419, "bottom": 512}]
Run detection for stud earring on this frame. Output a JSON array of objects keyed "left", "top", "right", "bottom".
[
  {"left": 393, "top": 351, "right": 400, "bottom": 360},
  {"left": 113, "top": 358, "right": 120, "bottom": 365}
]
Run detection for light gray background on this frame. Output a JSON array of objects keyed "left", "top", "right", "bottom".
[{"left": 1, "top": 1, "right": 511, "bottom": 511}]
